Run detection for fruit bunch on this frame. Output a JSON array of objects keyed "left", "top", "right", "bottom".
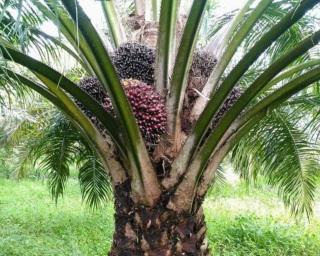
[
  {"left": 211, "top": 87, "right": 242, "bottom": 130},
  {"left": 111, "top": 43, "right": 155, "bottom": 85},
  {"left": 77, "top": 77, "right": 166, "bottom": 148}
]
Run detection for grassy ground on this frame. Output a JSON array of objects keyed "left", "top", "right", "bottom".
[{"left": 0, "top": 178, "right": 319, "bottom": 256}]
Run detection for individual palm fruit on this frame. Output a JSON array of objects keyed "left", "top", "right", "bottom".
[{"left": 111, "top": 43, "right": 155, "bottom": 85}]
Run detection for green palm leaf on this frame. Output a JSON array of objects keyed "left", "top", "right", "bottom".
[
  {"left": 155, "top": 0, "right": 180, "bottom": 92},
  {"left": 101, "top": 0, "right": 126, "bottom": 48},
  {"left": 232, "top": 110, "right": 320, "bottom": 217},
  {"left": 34, "top": 114, "right": 79, "bottom": 201},
  {"left": 78, "top": 150, "right": 112, "bottom": 209}
]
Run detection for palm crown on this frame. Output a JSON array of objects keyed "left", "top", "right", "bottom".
[{"left": 1, "top": 0, "right": 320, "bottom": 254}]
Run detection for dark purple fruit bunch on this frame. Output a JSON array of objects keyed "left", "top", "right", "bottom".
[
  {"left": 182, "top": 51, "right": 242, "bottom": 133},
  {"left": 76, "top": 77, "right": 108, "bottom": 132},
  {"left": 210, "top": 87, "right": 242, "bottom": 130},
  {"left": 187, "top": 51, "right": 217, "bottom": 101},
  {"left": 78, "top": 77, "right": 107, "bottom": 103},
  {"left": 182, "top": 51, "right": 217, "bottom": 133},
  {"left": 191, "top": 51, "right": 218, "bottom": 78},
  {"left": 111, "top": 43, "right": 155, "bottom": 85}
]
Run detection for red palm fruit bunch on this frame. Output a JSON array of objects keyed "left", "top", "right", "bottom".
[
  {"left": 120, "top": 79, "right": 166, "bottom": 146},
  {"left": 77, "top": 77, "right": 167, "bottom": 149}
]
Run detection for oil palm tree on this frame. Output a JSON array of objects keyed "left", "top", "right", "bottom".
[{"left": 1, "top": 0, "right": 320, "bottom": 254}]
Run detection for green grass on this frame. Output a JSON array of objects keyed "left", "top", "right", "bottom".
[
  {"left": 0, "top": 178, "right": 319, "bottom": 255},
  {"left": 205, "top": 181, "right": 320, "bottom": 255}
]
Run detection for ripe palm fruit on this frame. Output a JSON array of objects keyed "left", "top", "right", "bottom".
[
  {"left": 111, "top": 43, "right": 155, "bottom": 85},
  {"left": 102, "top": 80, "right": 167, "bottom": 147},
  {"left": 77, "top": 77, "right": 167, "bottom": 148}
]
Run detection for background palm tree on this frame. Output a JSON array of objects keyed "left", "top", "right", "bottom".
[{"left": 1, "top": 0, "right": 320, "bottom": 254}]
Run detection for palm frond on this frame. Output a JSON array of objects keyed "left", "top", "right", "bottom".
[
  {"left": 198, "top": 29, "right": 320, "bottom": 177},
  {"left": 30, "top": 112, "right": 113, "bottom": 207},
  {"left": 202, "top": 0, "right": 318, "bottom": 96},
  {"left": 245, "top": 0, "right": 318, "bottom": 62},
  {"left": 34, "top": 113, "right": 80, "bottom": 201},
  {"left": 232, "top": 109, "right": 320, "bottom": 217},
  {"left": 206, "top": 165, "right": 226, "bottom": 195},
  {"left": 236, "top": 0, "right": 319, "bottom": 87},
  {"left": 0, "top": 0, "right": 71, "bottom": 62},
  {"left": 0, "top": 89, "right": 56, "bottom": 179},
  {"left": 287, "top": 91, "right": 320, "bottom": 143},
  {"left": 1, "top": 105, "right": 113, "bottom": 207},
  {"left": 0, "top": 107, "right": 34, "bottom": 145},
  {"left": 167, "top": 0, "right": 208, "bottom": 137},
  {"left": 101, "top": 0, "right": 126, "bottom": 48},
  {"left": 78, "top": 150, "right": 112, "bottom": 209},
  {"left": 60, "top": 0, "right": 161, "bottom": 205},
  {"left": 203, "top": 9, "right": 237, "bottom": 55}
]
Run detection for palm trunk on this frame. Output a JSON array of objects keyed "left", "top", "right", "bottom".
[{"left": 109, "top": 180, "right": 210, "bottom": 255}]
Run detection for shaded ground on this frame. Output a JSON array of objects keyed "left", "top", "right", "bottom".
[{"left": 0, "top": 178, "right": 319, "bottom": 256}]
